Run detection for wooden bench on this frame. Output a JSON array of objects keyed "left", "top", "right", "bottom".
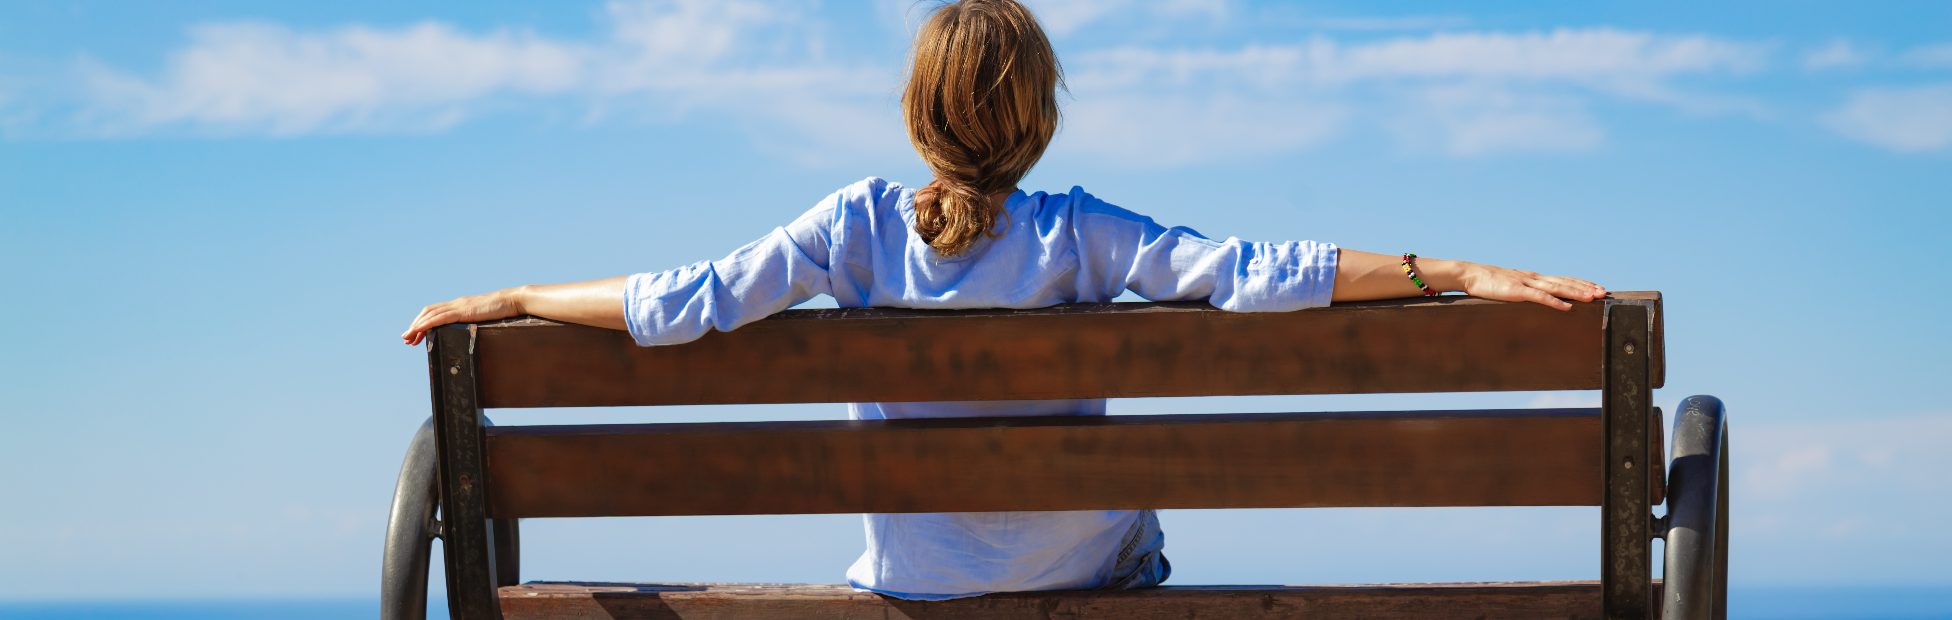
[{"left": 380, "top": 291, "right": 1730, "bottom": 619}]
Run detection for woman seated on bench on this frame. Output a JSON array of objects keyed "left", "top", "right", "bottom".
[{"left": 401, "top": 0, "right": 1604, "bottom": 602}]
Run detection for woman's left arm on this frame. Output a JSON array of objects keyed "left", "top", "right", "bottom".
[
  {"left": 401, "top": 276, "right": 627, "bottom": 346},
  {"left": 1331, "top": 248, "right": 1605, "bottom": 310}
]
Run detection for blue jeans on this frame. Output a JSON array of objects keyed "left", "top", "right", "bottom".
[{"left": 1105, "top": 510, "right": 1172, "bottom": 589}]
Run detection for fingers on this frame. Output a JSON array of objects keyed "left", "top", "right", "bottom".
[
  {"left": 403, "top": 307, "right": 432, "bottom": 343},
  {"left": 414, "top": 310, "right": 454, "bottom": 337},
  {"left": 403, "top": 302, "right": 455, "bottom": 345},
  {"left": 1564, "top": 276, "right": 1605, "bottom": 294},
  {"left": 1533, "top": 276, "right": 1601, "bottom": 302},
  {"left": 1555, "top": 276, "right": 1606, "bottom": 297},
  {"left": 1521, "top": 286, "right": 1575, "bottom": 311},
  {"left": 404, "top": 317, "right": 448, "bottom": 346}
]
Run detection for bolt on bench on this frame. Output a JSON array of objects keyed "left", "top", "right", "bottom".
[{"left": 382, "top": 291, "right": 1730, "bottom": 619}]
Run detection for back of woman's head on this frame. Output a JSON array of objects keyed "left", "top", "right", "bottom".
[{"left": 904, "top": 0, "right": 1063, "bottom": 257}]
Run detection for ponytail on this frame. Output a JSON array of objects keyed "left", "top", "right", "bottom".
[{"left": 903, "top": 0, "right": 1063, "bottom": 257}]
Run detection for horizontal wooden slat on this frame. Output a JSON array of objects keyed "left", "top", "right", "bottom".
[
  {"left": 486, "top": 409, "right": 1620, "bottom": 519},
  {"left": 470, "top": 292, "right": 1664, "bottom": 409},
  {"left": 499, "top": 581, "right": 1663, "bottom": 619}
]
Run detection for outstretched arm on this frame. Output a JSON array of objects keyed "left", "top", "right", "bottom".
[
  {"left": 1075, "top": 193, "right": 1605, "bottom": 313},
  {"left": 403, "top": 190, "right": 842, "bottom": 347},
  {"left": 1331, "top": 249, "right": 1605, "bottom": 310},
  {"left": 401, "top": 276, "right": 626, "bottom": 346}
]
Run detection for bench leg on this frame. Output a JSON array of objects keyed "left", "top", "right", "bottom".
[
  {"left": 1660, "top": 395, "right": 1730, "bottom": 620},
  {"left": 430, "top": 325, "right": 504, "bottom": 619},
  {"left": 1603, "top": 302, "right": 1655, "bottom": 619},
  {"left": 485, "top": 417, "right": 522, "bottom": 588}
]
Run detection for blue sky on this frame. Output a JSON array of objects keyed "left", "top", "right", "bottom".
[{"left": 1, "top": 0, "right": 1949, "bottom": 605}]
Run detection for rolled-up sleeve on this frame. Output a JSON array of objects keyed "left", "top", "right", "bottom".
[
  {"left": 623, "top": 200, "right": 837, "bottom": 346},
  {"left": 1073, "top": 190, "right": 1338, "bottom": 312}
]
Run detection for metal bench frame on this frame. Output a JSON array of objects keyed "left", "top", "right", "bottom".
[{"left": 381, "top": 292, "right": 1728, "bottom": 619}]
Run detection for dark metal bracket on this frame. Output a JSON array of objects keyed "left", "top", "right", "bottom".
[
  {"left": 430, "top": 325, "right": 504, "bottom": 619},
  {"left": 1602, "top": 303, "right": 1654, "bottom": 619}
]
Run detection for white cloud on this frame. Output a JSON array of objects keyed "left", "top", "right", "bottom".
[
  {"left": 1054, "top": 94, "right": 1345, "bottom": 167},
  {"left": 1803, "top": 39, "right": 1870, "bottom": 71},
  {"left": 1901, "top": 42, "right": 1952, "bottom": 68},
  {"left": 1738, "top": 414, "right": 1952, "bottom": 506},
  {"left": 1396, "top": 85, "right": 1603, "bottom": 156},
  {"left": 1064, "top": 29, "right": 1763, "bottom": 157},
  {"left": 1072, "top": 29, "right": 1764, "bottom": 87},
  {"left": 1308, "top": 29, "right": 1765, "bottom": 83},
  {"left": 1295, "top": 15, "right": 1471, "bottom": 32},
  {"left": 1025, "top": 0, "right": 1229, "bottom": 37},
  {"left": 36, "top": 5, "right": 1782, "bottom": 163},
  {"left": 71, "top": 0, "right": 886, "bottom": 140},
  {"left": 1823, "top": 83, "right": 1952, "bottom": 152},
  {"left": 80, "top": 21, "right": 586, "bottom": 136}
]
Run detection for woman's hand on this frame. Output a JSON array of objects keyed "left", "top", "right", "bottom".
[
  {"left": 401, "top": 287, "right": 526, "bottom": 346},
  {"left": 1449, "top": 261, "right": 1606, "bottom": 311}
]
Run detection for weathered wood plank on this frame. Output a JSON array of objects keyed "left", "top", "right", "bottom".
[
  {"left": 485, "top": 409, "right": 1612, "bottom": 519},
  {"left": 499, "top": 581, "right": 1662, "bottom": 619},
  {"left": 471, "top": 292, "right": 1664, "bottom": 409}
]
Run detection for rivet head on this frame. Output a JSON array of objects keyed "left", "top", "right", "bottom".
[
  {"left": 1624, "top": 341, "right": 1637, "bottom": 355},
  {"left": 1624, "top": 457, "right": 1635, "bottom": 470},
  {"left": 449, "top": 366, "right": 459, "bottom": 375}
]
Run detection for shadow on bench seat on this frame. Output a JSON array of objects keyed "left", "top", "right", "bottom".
[{"left": 499, "top": 581, "right": 1664, "bottom": 619}]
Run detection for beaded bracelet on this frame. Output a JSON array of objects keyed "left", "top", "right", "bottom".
[{"left": 1400, "top": 253, "right": 1438, "bottom": 297}]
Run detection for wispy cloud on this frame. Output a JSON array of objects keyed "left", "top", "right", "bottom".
[
  {"left": 34, "top": 2, "right": 1777, "bottom": 164},
  {"left": 1792, "top": 39, "right": 1952, "bottom": 73},
  {"left": 1803, "top": 39, "right": 1871, "bottom": 71},
  {"left": 1071, "top": 29, "right": 1764, "bottom": 86},
  {"left": 1901, "top": 42, "right": 1952, "bottom": 69},
  {"left": 66, "top": 0, "right": 891, "bottom": 145},
  {"left": 1741, "top": 411, "right": 1952, "bottom": 561},
  {"left": 78, "top": 21, "right": 586, "bottom": 136},
  {"left": 1823, "top": 83, "right": 1952, "bottom": 152},
  {"left": 1294, "top": 15, "right": 1471, "bottom": 32},
  {"left": 1307, "top": 29, "right": 1765, "bottom": 83},
  {"left": 1057, "top": 93, "right": 1347, "bottom": 167},
  {"left": 1060, "top": 28, "right": 1766, "bottom": 159},
  {"left": 1391, "top": 84, "right": 1605, "bottom": 156},
  {"left": 64, "top": 3, "right": 1952, "bottom": 163},
  {"left": 1025, "top": 0, "right": 1229, "bottom": 37}
]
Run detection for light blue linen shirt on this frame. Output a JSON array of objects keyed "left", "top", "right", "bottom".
[{"left": 623, "top": 177, "right": 1339, "bottom": 600}]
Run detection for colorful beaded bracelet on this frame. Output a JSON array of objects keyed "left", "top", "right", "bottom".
[{"left": 1400, "top": 253, "right": 1437, "bottom": 296}]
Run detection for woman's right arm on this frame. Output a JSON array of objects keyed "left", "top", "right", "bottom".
[{"left": 403, "top": 191, "right": 843, "bottom": 347}]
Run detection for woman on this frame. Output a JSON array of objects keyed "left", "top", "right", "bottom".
[{"left": 401, "top": 0, "right": 1604, "bottom": 600}]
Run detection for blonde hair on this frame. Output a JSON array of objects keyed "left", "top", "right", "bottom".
[{"left": 903, "top": 0, "right": 1064, "bottom": 257}]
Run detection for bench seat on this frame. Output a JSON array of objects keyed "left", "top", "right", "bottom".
[{"left": 499, "top": 581, "right": 1662, "bottom": 619}]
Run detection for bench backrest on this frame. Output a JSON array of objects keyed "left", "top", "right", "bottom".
[
  {"left": 471, "top": 292, "right": 1663, "bottom": 408},
  {"left": 426, "top": 291, "right": 1667, "bottom": 618},
  {"left": 441, "top": 292, "right": 1664, "bottom": 520}
]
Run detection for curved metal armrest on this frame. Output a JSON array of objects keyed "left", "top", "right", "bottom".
[{"left": 1661, "top": 395, "right": 1730, "bottom": 620}]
